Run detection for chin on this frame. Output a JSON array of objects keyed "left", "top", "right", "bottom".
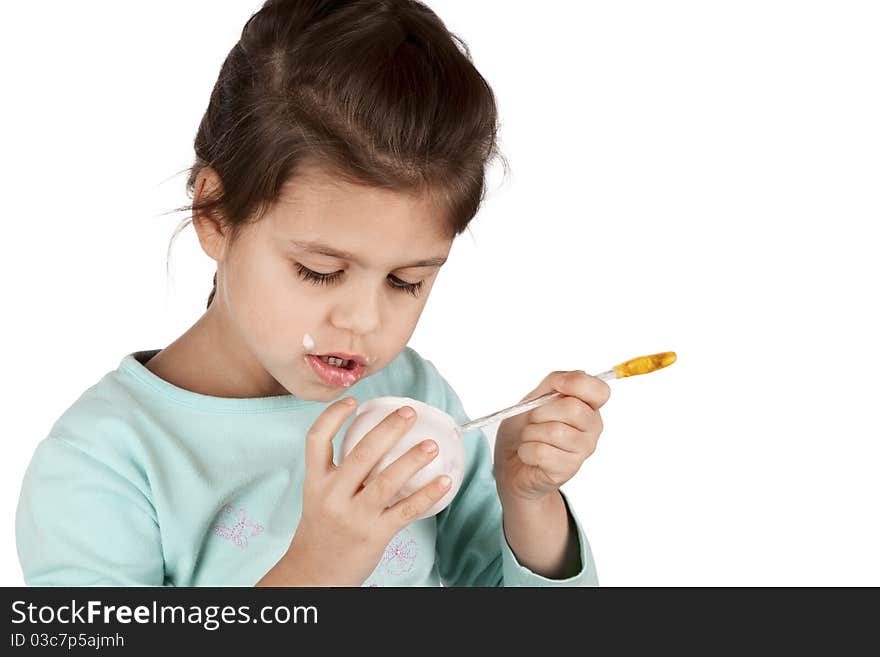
[{"left": 302, "top": 384, "right": 347, "bottom": 403}]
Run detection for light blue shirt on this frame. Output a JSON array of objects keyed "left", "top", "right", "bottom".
[{"left": 15, "top": 346, "right": 598, "bottom": 586}]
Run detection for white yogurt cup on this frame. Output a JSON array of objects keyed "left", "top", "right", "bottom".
[{"left": 341, "top": 396, "right": 466, "bottom": 519}]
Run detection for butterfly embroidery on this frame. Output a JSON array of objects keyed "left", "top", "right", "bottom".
[
  {"left": 363, "top": 528, "right": 421, "bottom": 585},
  {"left": 212, "top": 504, "right": 264, "bottom": 549},
  {"left": 381, "top": 528, "right": 418, "bottom": 576}
]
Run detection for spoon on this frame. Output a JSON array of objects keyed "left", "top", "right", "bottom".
[
  {"left": 458, "top": 351, "right": 677, "bottom": 434},
  {"left": 340, "top": 351, "right": 677, "bottom": 519}
]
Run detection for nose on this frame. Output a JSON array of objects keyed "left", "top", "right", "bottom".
[{"left": 329, "top": 278, "right": 383, "bottom": 335}]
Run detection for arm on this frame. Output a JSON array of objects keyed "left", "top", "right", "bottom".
[
  {"left": 500, "top": 489, "right": 581, "bottom": 580},
  {"left": 15, "top": 436, "right": 165, "bottom": 586},
  {"left": 427, "top": 361, "right": 598, "bottom": 587}
]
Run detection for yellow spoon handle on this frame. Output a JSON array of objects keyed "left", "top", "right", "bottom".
[{"left": 613, "top": 351, "right": 678, "bottom": 378}]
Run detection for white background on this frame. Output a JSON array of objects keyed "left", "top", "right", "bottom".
[{"left": 2, "top": 1, "right": 878, "bottom": 586}]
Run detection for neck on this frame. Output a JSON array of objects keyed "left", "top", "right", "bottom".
[{"left": 146, "top": 305, "right": 289, "bottom": 399}]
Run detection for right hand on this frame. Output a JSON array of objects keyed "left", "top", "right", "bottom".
[{"left": 285, "top": 397, "right": 452, "bottom": 586}]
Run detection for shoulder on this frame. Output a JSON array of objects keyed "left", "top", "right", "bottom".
[
  {"left": 34, "top": 364, "right": 156, "bottom": 491},
  {"left": 371, "top": 345, "right": 451, "bottom": 404},
  {"left": 375, "top": 346, "right": 472, "bottom": 424},
  {"left": 389, "top": 345, "right": 443, "bottom": 382}
]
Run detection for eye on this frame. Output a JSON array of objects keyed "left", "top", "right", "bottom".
[
  {"left": 294, "top": 264, "right": 424, "bottom": 297},
  {"left": 388, "top": 275, "right": 424, "bottom": 297},
  {"left": 294, "top": 263, "right": 342, "bottom": 286}
]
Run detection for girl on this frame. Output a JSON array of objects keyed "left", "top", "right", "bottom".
[{"left": 15, "top": 0, "right": 610, "bottom": 587}]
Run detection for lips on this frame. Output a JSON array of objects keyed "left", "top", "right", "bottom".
[{"left": 306, "top": 354, "right": 367, "bottom": 388}]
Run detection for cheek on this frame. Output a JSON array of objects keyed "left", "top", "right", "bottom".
[
  {"left": 227, "top": 256, "right": 312, "bottom": 345},
  {"left": 384, "top": 297, "right": 430, "bottom": 344}
]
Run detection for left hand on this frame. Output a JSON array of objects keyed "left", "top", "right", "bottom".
[{"left": 494, "top": 370, "right": 611, "bottom": 502}]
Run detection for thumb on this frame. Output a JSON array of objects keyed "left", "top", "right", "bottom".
[{"left": 304, "top": 397, "right": 358, "bottom": 479}]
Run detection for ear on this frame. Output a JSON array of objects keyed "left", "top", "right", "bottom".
[{"left": 191, "top": 166, "right": 229, "bottom": 263}]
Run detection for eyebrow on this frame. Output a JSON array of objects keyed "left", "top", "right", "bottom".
[{"left": 289, "top": 240, "right": 448, "bottom": 268}]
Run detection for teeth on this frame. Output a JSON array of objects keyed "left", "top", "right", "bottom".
[{"left": 319, "top": 355, "right": 351, "bottom": 368}]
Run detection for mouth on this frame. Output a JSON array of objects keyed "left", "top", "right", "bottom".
[
  {"left": 314, "top": 352, "right": 367, "bottom": 369},
  {"left": 305, "top": 352, "right": 368, "bottom": 387}
]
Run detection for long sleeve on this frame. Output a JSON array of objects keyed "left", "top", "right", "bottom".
[
  {"left": 15, "top": 435, "right": 165, "bottom": 586},
  {"left": 427, "top": 362, "right": 599, "bottom": 587}
]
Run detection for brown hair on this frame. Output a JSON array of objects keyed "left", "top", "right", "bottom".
[{"left": 164, "top": 0, "right": 507, "bottom": 309}]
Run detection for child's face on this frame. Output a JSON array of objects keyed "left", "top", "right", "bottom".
[{"left": 197, "top": 164, "right": 454, "bottom": 402}]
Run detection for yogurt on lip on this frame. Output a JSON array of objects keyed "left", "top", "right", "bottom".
[
  {"left": 303, "top": 333, "right": 315, "bottom": 351},
  {"left": 302, "top": 332, "right": 377, "bottom": 387}
]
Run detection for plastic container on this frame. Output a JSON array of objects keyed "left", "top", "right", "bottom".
[{"left": 341, "top": 396, "right": 465, "bottom": 519}]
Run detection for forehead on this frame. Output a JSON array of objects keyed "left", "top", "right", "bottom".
[{"left": 269, "top": 165, "right": 453, "bottom": 264}]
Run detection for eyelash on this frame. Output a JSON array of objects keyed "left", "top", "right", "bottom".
[{"left": 294, "top": 264, "right": 424, "bottom": 297}]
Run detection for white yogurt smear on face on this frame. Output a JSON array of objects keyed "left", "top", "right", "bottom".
[{"left": 303, "top": 333, "right": 315, "bottom": 352}]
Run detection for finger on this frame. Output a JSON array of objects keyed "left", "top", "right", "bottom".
[
  {"left": 338, "top": 404, "right": 417, "bottom": 495},
  {"left": 358, "top": 439, "right": 440, "bottom": 509},
  {"left": 304, "top": 397, "right": 359, "bottom": 479},
  {"left": 517, "top": 441, "right": 590, "bottom": 474},
  {"left": 518, "top": 370, "right": 568, "bottom": 403},
  {"left": 381, "top": 474, "right": 453, "bottom": 527},
  {"left": 520, "top": 421, "right": 586, "bottom": 453},
  {"left": 553, "top": 371, "right": 612, "bottom": 412},
  {"left": 528, "top": 395, "right": 595, "bottom": 433}
]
